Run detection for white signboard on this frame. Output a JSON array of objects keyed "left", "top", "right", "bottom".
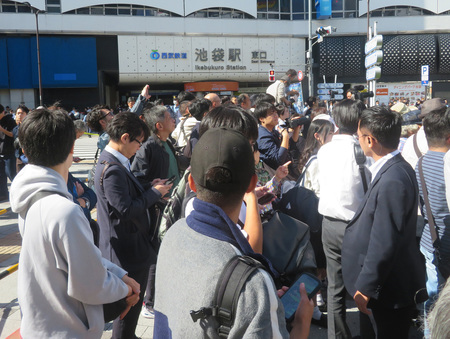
[
  {"left": 365, "top": 35, "right": 383, "bottom": 55},
  {"left": 366, "top": 66, "right": 382, "bottom": 81},
  {"left": 421, "top": 65, "right": 429, "bottom": 85},
  {"left": 118, "top": 35, "right": 305, "bottom": 84},
  {"left": 375, "top": 82, "right": 426, "bottom": 106},
  {"left": 365, "top": 50, "right": 383, "bottom": 68}
]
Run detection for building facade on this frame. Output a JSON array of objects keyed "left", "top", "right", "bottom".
[{"left": 0, "top": 0, "right": 449, "bottom": 109}]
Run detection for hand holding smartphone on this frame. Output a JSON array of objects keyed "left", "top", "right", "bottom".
[{"left": 281, "top": 272, "right": 321, "bottom": 321}]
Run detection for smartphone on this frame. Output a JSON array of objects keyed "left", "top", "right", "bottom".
[
  {"left": 165, "top": 175, "right": 176, "bottom": 186},
  {"left": 281, "top": 272, "right": 321, "bottom": 321},
  {"left": 257, "top": 192, "right": 276, "bottom": 205}
]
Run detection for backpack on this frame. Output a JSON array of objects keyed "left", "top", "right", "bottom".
[
  {"left": 190, "top": 255, "right": 267, "bottom": 338},
  {"left": 158, "top": 169, "right": 195, "bottom": 240}
]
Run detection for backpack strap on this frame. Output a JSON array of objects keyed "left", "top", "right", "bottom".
[
  {"left": 354, "top": 143, "right": 368, "bottom": 193},
  {"left": 25, "top": 191, "right": 66, "bottom": 218},
  {"left": 190, "top": 255, "right": 267, "bottom": 338},
  {"left": 413, "top": 133, "right": 422, "bottom": 159}
]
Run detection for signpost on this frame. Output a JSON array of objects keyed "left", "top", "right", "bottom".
[
  {"left": 421, "top": 65, "right": 429, "bottom": 86},
  {"left": 317, "top": 83, "right": 344, "bottom": 101},
  {"left": 365, "top": 23, "right": 383, "bottom": 107},
  {"left": 298, "top": 70, "right": 304, "bottom": 82}
]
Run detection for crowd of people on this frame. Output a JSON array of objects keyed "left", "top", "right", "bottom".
[{"left": 3, "top": 72, "right": 450, "bottom": 339}]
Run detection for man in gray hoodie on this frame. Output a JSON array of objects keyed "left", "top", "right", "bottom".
[{"left": 10, "top": 108, "right": 139, "bottom": 338}]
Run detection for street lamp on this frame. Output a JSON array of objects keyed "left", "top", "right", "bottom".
[{"left": 23, "top": 2, "right": 46, "bottom": 107}]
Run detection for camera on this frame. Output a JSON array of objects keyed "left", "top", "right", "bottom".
[{"left": 284, "top": 116, "right": 310, "bottom": 129}]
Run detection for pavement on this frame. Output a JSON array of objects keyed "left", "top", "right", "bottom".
[{"left": 0, "top": 134, "right": 424, "bottom": 339}]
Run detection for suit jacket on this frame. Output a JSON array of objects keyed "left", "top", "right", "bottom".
[
  {"left": 342, "top": 154, "right": 427, "bottom": 309},
  {"left": 95, "top": 150, "right": 160, "bottom": 272},
  {"left": 257, "top": 125, "right": 289, "bottom": 170}
]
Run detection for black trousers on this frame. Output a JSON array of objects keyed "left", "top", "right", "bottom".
[
  {"left": 371, "top": 302, "right": 415, "bottom": 339},
  {"left": 112, "top": 266, "right": 150, "bottom": 339}
]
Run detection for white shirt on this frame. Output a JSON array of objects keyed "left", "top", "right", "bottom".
[
  {"left": 105, "top": 145, "right": 131, "bottom": 171},
  {"left": 401, "top": 127, "right": 428, "bottom": 169},
  {"left": 266, "top": 80, "right": 285, "bottom": 104},
  {"left": 317, "top": 134, "right": 373, "bottom": 221},
  {"left": 369, "top": 150, "right": 400, "bottom": 182}
]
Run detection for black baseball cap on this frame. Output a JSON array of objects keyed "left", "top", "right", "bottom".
[{"left": 191, "top": 127, "right": 254, "bottom": 192}]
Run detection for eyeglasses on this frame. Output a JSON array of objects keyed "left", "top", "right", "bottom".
[
  {"left": 133, "top": 139, "right": 143, "bottom": 147},
  {"left": 98, "top": 111, "right": 112, "bottom": 121}
]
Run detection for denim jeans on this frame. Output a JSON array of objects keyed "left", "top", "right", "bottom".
[{"left": 420, "top": 246, "right": 445, "bottom": 338}]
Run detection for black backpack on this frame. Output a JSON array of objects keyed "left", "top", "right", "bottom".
[{"left": 190, "top": 255, "right": 267, "bottom": 338}]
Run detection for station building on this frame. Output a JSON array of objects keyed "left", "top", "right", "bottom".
[{"left": 0, "top": 0, "right": 449, "bottom": 109}]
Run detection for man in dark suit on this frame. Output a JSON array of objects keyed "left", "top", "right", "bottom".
[
  {"left": 342, "top": 106, "right": 427, "bottom": 338},
  {"left": 95, "top": 112, "right": 171, "bottom": 339}
]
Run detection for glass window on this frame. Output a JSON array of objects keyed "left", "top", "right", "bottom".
[
  {"left": 91, "top": 6, "right": 103, "bottom": 15},
  {"left": 332, "top": 0, "right": 343, "bottom": 11},
  {"left": 231, "top": 11, "right": 243, "bottom": 18},
  {"left": 268, "top": 13, "right": 279, "bottom": 19},
  {"left": 370, "top": 10, "right": 382, "bottom": 17},
  {"left": 257, "top": 0, "right": 267, "bottom": 12},
  {"left": 281, "top": 13, "right": 290, "bottom": 20},
  {"left": 17, "top": 4, "right": 32, "bottom": 13},
  {"left": 280, "top": 0, "right": 290, "bottom": 12},
  {"left": 118, "top": 6, "right": 131, "bottom": 15},
  {"left": 331, "top": 11, "right": 343, "bottom": 17},
  {"left": 293, "top": 13, "right": 305, "bottom": 20},
  {"left": 208, "top": 10, "right": 219, "bottom": 17},
  {"left": 2, "top": 4, "right": 16, "bottom": 12},
  {"left": 344, "top": 0, "right": 356, "bottom": 11},
  {"left": 46, "top": 6, "right": 60, "bottom": 13},
  {"left": 77, "top": 7, "right": 89, "bottom": 14},
  {"left": 105, "top": 5, "right": 117, "bottom": 15},
  {"left": 65, "top": 9, "right": 75, "bottom": 14},
  {"left": 257, "top": 12, "right": 267, "bottom": 18},
  {"left": 268, "top": 0, "right": 279, "bottom": 12},
  {"left": 47, "top": 0, "right": 60, "bottom": 4},
  {"left": 293, "top": 0, "right": 305, "bottom": 12}
]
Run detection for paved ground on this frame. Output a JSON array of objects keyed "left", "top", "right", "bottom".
[{"left": 0, "top": 134, "right": 424, "bottom": 339}]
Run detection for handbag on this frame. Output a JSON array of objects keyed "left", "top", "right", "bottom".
[
  {"left": 276, "top": 157, "right": 322, "bottom": 233},
  {"left": 87, "top": 148, "right": 100, "bottom": 191},
  {"left": 262, "top": 211, "right": 316, "bottom": 287},
  {"left": 418, "top": 157, "right": 450, "bottom": 279}
]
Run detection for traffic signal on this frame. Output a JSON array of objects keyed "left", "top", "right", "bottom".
[
  {"left": 269, "top": 69, "right": 275, "bottom": 82},
  {"left": 316, "top": 26, "right": 336, "bottom": 38}
]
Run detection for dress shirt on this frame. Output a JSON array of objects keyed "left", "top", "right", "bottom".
[
  {"left": 104, "top": 145, "right": 131, "bottom": 171},
  {"left": 369, "top": 150, "right": 400, "bottom": 182},
  {"left": 317, "top": 134, "right": 373, "bottom": 222}
]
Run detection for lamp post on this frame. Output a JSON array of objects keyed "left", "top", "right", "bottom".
[{"left": 24, "top": 2, "right": 45, "bottom": 107}]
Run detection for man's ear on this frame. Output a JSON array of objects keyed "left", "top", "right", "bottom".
[
  {"left": 156, "top": 121, "right": 163, "bottom": 131},
  {"left": 188, "top": 173, "right": 197, "bottom": 192},
  {"left": 246, "top": 174, "right": 258, "bottom": 193},
  {"left": 120, "top": 133, "right": 130, "bottom": 144}
]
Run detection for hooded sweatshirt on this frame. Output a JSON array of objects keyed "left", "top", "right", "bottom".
[{"left": 10, "top": 164, "right": 129, "bottom": 338}]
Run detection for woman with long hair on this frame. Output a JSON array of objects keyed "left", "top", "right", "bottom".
[{"left": 298, "top": 119, "right": 334, "bottom": 197}]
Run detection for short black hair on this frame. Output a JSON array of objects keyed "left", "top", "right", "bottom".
[
  {"left": 16, "top": 105, "right": 29, "bottom": 114},
  {"left": 307, "top": 96, "right": 317, "bottom": 108},
  {"left": 0, "top": 104, "right": 4, "bottom": 113},
  {"left": 19, "top": 108, "right": 76, "bottom": 167},
  {"left": 359, "top": 106, "right": 401, "bottom": 149},
  {"left": 107, "top": 111, "right": 149, "bottom": 143},
  {"left": 142, "top": 105, "right": 167, "bottom": 136},
  {"left": 189, "top": 99, "right": 211, "bottom": 121},
  {"left": 86, "top": 105, "right": 110, "bottom": 132},
  {"left": 199, "top": 106, "right": 258, "bottom": 142},
  {"left": 332, "top": 99, "right": 365, "bottom": 135},
  {"left": 177, "top": 91, "right": 196, "bottom": 103},
  {"left": 423, "top": 107, "right": 450, "bottom": 147},
  {"left": 253, "top": 102, "right": 275, "bottom": 124}
]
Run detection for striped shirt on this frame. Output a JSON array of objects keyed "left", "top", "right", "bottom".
[{"left": 416, "top": 151, "right": 450, "bottom": 255}]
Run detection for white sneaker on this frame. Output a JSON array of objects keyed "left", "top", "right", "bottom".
[{"left": 141, "top": 303, "right": 155, "bottom": 319}]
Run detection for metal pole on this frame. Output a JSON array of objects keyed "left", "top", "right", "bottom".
[
  {"left": 308, "top": 0, "right": 313, "bottom": 97},
  {"left": 35, "top": 10, "right": 43, "bottom": 107}
]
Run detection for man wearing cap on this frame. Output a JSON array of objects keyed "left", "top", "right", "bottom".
[
  {"left": 153, "top": 127, "right": 314, "bottom": 338},
  {"left": 266, "top": 75, "right": 292, "bottom": 107},
  {"left": 402, "top": 98, "right": 447, "bottom": 169}
]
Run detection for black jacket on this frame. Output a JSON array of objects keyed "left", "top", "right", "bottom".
[
  {"left": 342, "top": 154, "right": 427, "bottom": 309},
  {"left": 95, "top": 150, "right": 160, "bottom": 271},
  {"left": 131, "top": 135, "right": 178, "bottom": 188}
]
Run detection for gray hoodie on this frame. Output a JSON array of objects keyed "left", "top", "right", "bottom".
[{"left": 11, "top": 164, "right": 129, "bottom": 338}]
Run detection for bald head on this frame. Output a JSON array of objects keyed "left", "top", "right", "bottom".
[{"left": 205, "top": 93, "right": 221, "bottom": 108}]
